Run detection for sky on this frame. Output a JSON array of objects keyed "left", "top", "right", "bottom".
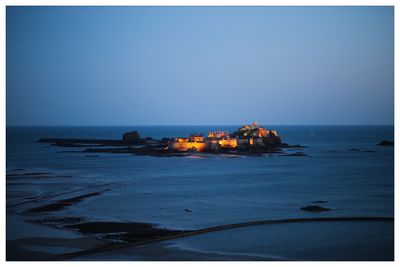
[{"left": 6, "top": 6, "right": 394, "bottom": 126}]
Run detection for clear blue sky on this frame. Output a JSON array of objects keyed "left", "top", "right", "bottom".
[{"left": 6, "top": 6, "right": 394, "bottom": 126}]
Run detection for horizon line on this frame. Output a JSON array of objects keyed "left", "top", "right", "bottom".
[{"left": 6, "top": 124, "right": 395, "bottom": 127}]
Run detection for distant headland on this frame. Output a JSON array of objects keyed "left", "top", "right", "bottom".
[{"left": 39, "top": 122, "right": 305, "bottom": 157}]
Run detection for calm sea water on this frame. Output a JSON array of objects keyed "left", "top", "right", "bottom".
[{"left": 6, "top": 126, "right": 394, "bottom": 260}]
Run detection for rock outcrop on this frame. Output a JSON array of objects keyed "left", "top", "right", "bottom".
[
  {"left": 122, "top": 131, "right": 140, "bottom": 142},
  {"left": 300, "top": 205, "right": 331, "bottom": 212},
  {"left": 377, "top": 140, "right": 394, "bottom": 146}
]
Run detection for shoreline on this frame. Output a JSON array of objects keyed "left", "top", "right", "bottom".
[{"left": 57, "top": 216, "right": 394, "bottom": 260}]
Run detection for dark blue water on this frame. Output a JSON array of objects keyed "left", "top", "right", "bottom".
[{"left": 6, "top": 126, "right": 394, "bottom": 260}]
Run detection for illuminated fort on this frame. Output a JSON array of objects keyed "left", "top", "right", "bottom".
[{"left": 167, "top": 122, "right": 281, "bottom": 152}]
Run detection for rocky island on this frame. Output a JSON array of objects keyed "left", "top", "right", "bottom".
[{"left": 39, "top": 122, "right": 305, "bottom": 157}]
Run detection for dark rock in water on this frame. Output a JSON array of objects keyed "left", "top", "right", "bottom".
[
  {"left": 377, "top": 140, "right": 394, "bottom": 146},
  {"left": 348, "top": 148, "right": 360, "bottom": 151},
  {"left": 122, "top": 131, "right": 140, "bottom": 142},
  {"left": 39, "top": 137, "right": 144, "bottom": 146},
  {"left": 64, "top": 221, "right": 188, "bottom": 243},
  {"left": 53, "top": 141, "right": 87, "bottom": 147},
  {"left": 287, "top": 144, "right": 307, "bottom": 148},
  {"left": 301, "top": 205, "right": 331, "bottom": 212},
  {"left": 185, "top": 208, "right": 192, "bottom": 212},
  {"left": 284, "top": 152, "right": 307, "bottom": 156},
  {"left": 311, "top": 200, "right": 328, "bottom": 204}
]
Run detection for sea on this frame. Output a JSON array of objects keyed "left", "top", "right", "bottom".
[{"left": 6, "top": 126, "right": 394, "bottom": 260}]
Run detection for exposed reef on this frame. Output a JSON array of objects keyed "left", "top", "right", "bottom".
[
  {"left": 282, "top": 152, "right": 307, "bottom": 157},
  {"left": 377, "top": 140, "right": 394, "bottom": 146},
  {"left": 38, "top": 137, "right": 147, "bottom": 147},
  {"left": 301, "top": 205, "right": 331, "bottom": 212},
  {"left": 64, "top": 221, "right": 188, "bottom": 243}
]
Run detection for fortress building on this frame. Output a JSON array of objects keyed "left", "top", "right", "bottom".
[{"left": 167, "top": 123, "right": 281, "bottom": 152}]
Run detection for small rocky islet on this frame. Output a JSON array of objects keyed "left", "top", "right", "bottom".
[{"left": 39, "top": 122, "right": 306, "bottom": 157}]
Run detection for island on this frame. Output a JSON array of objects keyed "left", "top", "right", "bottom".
[{"left": 39, "top": 122, "right": 305, "bottom": 157}]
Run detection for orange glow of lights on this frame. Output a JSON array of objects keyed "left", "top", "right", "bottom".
[
  {"left": 218, "top": 139, "right": 238, "bottom": 148},
  {"left": 190, "top": 136, "right": 204, "bottom": 142},
  {"left": 170, "top": 141, "right": 207, "bottom": 152},
  {"left": 258, "top": 128, "right": 268, "bottom": 137}
]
